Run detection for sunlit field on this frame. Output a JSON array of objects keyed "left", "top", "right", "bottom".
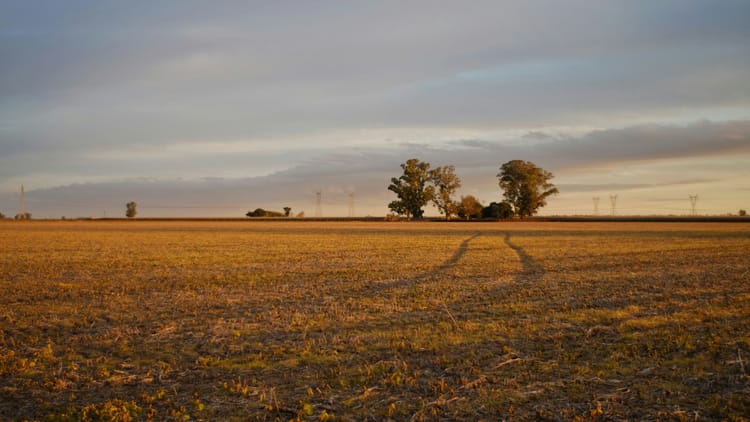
[{"left": 1, "top": 221, "right": 749, "bottom": 420}]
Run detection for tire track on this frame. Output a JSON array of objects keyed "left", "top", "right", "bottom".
[
  {"left": 366, "top": 232, "right": 481, "bottom": 293},
  {"left": 503, "top": 232, "right": 545, "bottom": 282}
]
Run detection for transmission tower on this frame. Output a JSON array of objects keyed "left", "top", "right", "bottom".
[
  {"left": 689, "top": 195, "right": 698, "bottom": 216},
  {"left": 592, "top": 197, "right": 600, "bottom": 216},
  {"left": 348, "top": 193, "right": 355, "bottom": 217},
  {"left": 315, "top": 191, "right": 322, "bottom": 217},
  {"left": 19, "top": 185, "right": 26, "bottom": 218},
  {"left": 609, "top": 194, "right": 618, "bottom": 216}
]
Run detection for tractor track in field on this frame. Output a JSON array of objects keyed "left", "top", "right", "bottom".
[
  {"left": 365, "top": 232, "right": 481, "bottom": 293},
  {"left": 503, "top": 232, "right": 545, "bottom": 283},
  {"left": 365, "top": 231, "right": 543, "bottom": 293}
]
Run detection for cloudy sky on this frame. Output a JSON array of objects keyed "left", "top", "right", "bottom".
[{"left": 1, "top": 1, "right": 749, "bottom": 218}]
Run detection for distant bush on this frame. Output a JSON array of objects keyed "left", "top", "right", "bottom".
[
  {"left": 246, "top": 208, "right": 285, "bottom": 218},
  {"left": 482, "top": 202, "right": 514, "bottom": 219},
  {"left": 384, "top": 213, "right": 401, "bottom": 221},
  {"left": 740, "top": 209, "right": 747, "bottom": 217},
  {"left": 126, "top": 201, "right": 137, "bottom": 218}
]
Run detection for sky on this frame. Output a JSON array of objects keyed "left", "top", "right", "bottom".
[{"left": 1, "top": 0, "right": 749, "bottom": 218}]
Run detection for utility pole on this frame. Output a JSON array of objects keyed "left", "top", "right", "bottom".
[
  {"left": 315, "top": 191, "right": 322, "bottom": 218},
  {"left": 19, "top": 184, "right": 26, "bottom": 219},
  {"left": 348, "top": 193, "right": 355, "bottom": 218},
  {"left": 689, "top": 195, "right": 698, "bottom": 216},
  {"left": 609, "top": 194, "right": 618, "bottom": 216},
  {"left": 592, "top": 197, "right": 600, "bottom": 216}
]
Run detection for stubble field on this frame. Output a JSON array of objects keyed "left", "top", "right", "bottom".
[{"left": 1, "top": 220, "right": 749, "bottom": 421}]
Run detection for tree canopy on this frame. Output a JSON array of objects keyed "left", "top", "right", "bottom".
[
  {"left": 246, "top": 208, "right": 285, "bottom": 217},
  {"left": 125, "top": 202, "right": 137, "bottom": 218},
  {"left": 497, "top": 160, "right": 558, "bottom": 218},
  {"left": 430, "top": 165, "right": 461, "bottom": 220},
  {"left": 482, "top": 201, "right": 514, "bottom": 219},
  {"left": 387, "top": 159, "right": 435, "bottom": 219},
  {"left": 457, "top": 195, "right": 484, "bottom": 220}
]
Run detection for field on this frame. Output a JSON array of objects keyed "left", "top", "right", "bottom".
[{"left": 1, "top": 221, "right": 749, "bottom": 421}]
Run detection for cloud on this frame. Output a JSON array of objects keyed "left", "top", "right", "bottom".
[
  {"left": 448, "top": 120, "right": 750, "bottom": 172},
  {"left": 557, "top": 179, "right": 720, "bottom": 194},
  {"left": 2, "top": 2, "right": 749, "bottom": 153}
]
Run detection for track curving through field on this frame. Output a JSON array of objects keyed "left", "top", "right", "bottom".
[{"left": 502, "top": 232, "right": 545, "bottom": 283}]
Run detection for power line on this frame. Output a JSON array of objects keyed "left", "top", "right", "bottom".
[
  {"left": 348, "top": 193, "right": 355, "bottom": 217},
  {"left": 609, "top": 194, "right": 618, "bottom": 216},
  {"left": 19, "top": 185, "right": 26, "bottom": 218},
  {"left": 315, "top": 191, "right": 322, "bottom": 217},
  {"left": 689, "top": 195, "right": 698, "bottom": 216}
]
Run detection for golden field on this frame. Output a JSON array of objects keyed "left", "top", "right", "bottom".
[{"left": 1, "top": 220, "right": 749, "bottom": 421}]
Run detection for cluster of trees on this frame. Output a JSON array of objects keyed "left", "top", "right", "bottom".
[
  {"left": 388, "top": 158, "right": 558, "bottom": 220},
  {"left": 246, "top": 207, "right": 294, "bottom": 218},
  {"left": 0, "top": 211, "right": 32, "bottom": 220},
  {"left": 455, "top": 195, "right": 514, "bottom": 220},
  {"left": 387, "top": 159, "right": 462, "bottom": 219}
]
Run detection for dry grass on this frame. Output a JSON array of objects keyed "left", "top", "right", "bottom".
[{"left": 1, "top": 220, "right": 749, "bottom": 421}]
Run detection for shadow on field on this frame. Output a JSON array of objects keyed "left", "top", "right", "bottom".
[
  {"left": 503, "top": 232, "right": 544, "bottom": 283},
  {"left": 365, "top": 232, "right": 481, "bottom": 293}
]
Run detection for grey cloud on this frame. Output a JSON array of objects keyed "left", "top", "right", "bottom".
[
  {"left": 558, "top": 179, "right": 720, "bottom": 194},
  {"left": 447, "top": 120, "right": 750, "bottom": 172},
  {"left": 3, "top": 1, "right": 749, "bottom": 153},
  {"left": 551, "top": 120, "right": 750, "bottom": 170},
  {"left": 523, "top": 131, "right": 554, "bottom": 140}
]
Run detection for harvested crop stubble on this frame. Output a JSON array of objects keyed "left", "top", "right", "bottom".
[{"left": 0, "top": 220, "right": 748, "bottom": 420}]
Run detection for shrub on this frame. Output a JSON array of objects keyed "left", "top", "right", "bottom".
[
  {"left": 482, "top": 202, "right": 514, "bottom": 219},
  {"left": 246, "top": 208, "right": 285, "bottom": 218}
]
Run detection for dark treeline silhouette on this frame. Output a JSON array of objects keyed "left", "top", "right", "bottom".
[{"left": 246, "top": 208, "right": 286, "bottom": 218}]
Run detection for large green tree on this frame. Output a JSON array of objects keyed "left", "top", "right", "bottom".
[
  {"left": 497, "top": 160, "right": 558, "bottom": 217},
  {"left": 388, "top": 158, "right": 434, "bottom": 219},
  {"left": 430, "top": 165, "right": 461, "bottom": 220}
]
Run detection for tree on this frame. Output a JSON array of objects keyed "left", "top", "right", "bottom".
[
  {"left": 126, "top": 202, "right": 137, "bottom": 218},
  {"left": 482, "top": 201, "right": 514, "bottom": 219},
  {"left": 388, "top": 158, "right": 435, "bottom": 219},
  {"left": 283, "top": 207, "right": 292, "bottom": 217},
  {"left": 430, "top": 165, "right": 461, "bottom": 220},
  {"left": 457, "top": 195, "right": 484, "bottom": 220},
  {"left": 0, "top": 211, "right": 5, "bottom": 219},
  {"left": 740, "top": 209, "right": 747, "bottom": 217},
  {"left": 246, "top": 208, "right": 284, "bottom": 217},
  {"left": 497, "top": 160, "right": 558, "bottom": 218}
]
